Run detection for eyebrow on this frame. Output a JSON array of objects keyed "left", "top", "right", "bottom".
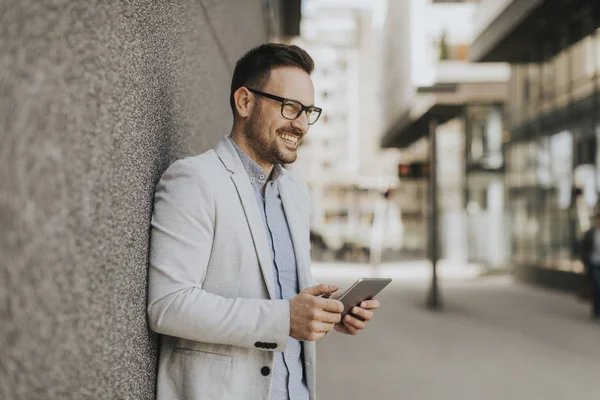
[
  {"left": 267, "top": 89, "right": 315, "bottom": 108},
  {"left": 291, "top": 98, "right": 316, "bottom": 108}
]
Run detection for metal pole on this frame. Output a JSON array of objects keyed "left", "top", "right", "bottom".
[{"left": 426, "top": 118, "right": 442, "bottom": 310}]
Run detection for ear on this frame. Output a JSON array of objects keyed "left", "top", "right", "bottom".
[{"left": 233, "top": 87, "right": 254, "bottom": 119}]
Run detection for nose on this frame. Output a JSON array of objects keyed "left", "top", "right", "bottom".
[{"left": 291, "top": 111, "right": 310, "bottom": 134}]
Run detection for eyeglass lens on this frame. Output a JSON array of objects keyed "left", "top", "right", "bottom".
[{"left": 281, "top": 101, "right": 320, "bottom": 124}]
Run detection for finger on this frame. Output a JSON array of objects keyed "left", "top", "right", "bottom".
[
  {"left": 307, "top": 331, "right": 327, "bottom": 342},
  {"left": 344, "top": 313, "right": 367, "bottom": 330},
  {"left": 341, "top": 319, "right": 361, "bottom": 335},
  {"left": 317, "top": 309, "right": 342, "bottom": 324},
  {"left": 313, "top": 321, "right": 336, "bottom": 333},
  {"left": 317, "top": 298, "right": 344, "bottom": 313},
  {"left": 359, "top": 299, "right": 380, "bottom": 310},
  {"left": 303, "top": 283, "right": 339, "bottom": 296},
  {"left": 351, "top": 306, "right": 374, "bottom": 321},
  {"left": 334, "top": 323, "right": 352, "bottom": 335}
]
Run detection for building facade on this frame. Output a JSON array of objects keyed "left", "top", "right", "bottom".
[
  {"left": 471, "top": 0, "right": 600, "bottom": 287},
  {"left": 292, "top": 0, "right": 402, "bottom": 262},
  {"left": 381, "top": 0, "right": 511, "bottom": 266}
]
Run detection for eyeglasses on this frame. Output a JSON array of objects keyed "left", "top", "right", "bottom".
[{"left": 246, "top": 88, "right": 322, "bottom": 125}]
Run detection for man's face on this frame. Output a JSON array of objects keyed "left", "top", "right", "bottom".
[{"left": 243, "top": 67, "right": 315, "bottom": 166}]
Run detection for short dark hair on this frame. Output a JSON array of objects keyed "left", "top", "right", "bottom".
[{"left": 229, "top": 43, "right": 314, "bottom": 115}]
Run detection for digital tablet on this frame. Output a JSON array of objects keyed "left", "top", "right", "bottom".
[{"left": 326, "top": 278, "right": 392, "bottom": 317}]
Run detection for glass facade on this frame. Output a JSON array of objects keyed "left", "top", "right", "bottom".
[
  {"left": 464, "top": 104, "right": 511, "bottom": 268},
  {"left": 505, "top": 28, "right": 600, "bottom": 273}
]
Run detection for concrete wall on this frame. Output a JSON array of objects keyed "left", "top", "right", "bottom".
[{"left": 0, "top": 1, "right": 270, "bottom": 398}]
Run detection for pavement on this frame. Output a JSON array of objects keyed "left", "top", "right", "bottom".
[{"left": 311, "top": 262, "right": 599, "bottom": 400}]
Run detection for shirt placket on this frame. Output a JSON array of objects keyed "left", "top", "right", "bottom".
[
  {"left": 265, "top": 181, "right": 293, "bottom": 400},
  {"left": 228, "top": 138, "right": 306, "bottom": 399}
]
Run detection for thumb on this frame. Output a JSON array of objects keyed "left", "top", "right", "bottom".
[{"left": 303, "top": 283, "right": 339, "bottom": 296}]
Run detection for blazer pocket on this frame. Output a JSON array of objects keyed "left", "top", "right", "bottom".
[
  {"left": 173, "top": 347, "right": 233, "bottom": 362},
  {"left": 174, "top": 347, "right": 233, "bottom": 400}
]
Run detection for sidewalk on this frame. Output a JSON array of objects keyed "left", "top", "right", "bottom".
[
  {"left": 312, "top": 260, "right": 487, "bottom": 282},
  {"left": 313, "top": 265, "right": 599, "bottom": 400}
]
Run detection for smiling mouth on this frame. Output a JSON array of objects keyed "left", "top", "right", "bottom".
[{"left": 279, "top": 133, "right": 299, "bottom": 146}]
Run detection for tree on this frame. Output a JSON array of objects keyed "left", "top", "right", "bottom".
[{"left": 439, "top": 31, "right": 449, "bottom": 61}]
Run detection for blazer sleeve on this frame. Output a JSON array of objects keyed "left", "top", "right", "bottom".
[{"left": 147, "top": 158, "right": 290, "bottom": 352}]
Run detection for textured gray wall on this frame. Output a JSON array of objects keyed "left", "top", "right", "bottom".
[{"left": 0, "top": 1, "right": 269, "bottom": 398}]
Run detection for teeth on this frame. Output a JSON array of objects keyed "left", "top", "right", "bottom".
[{"left": 280, "top": 134, "right": 298, "bottom": 144}]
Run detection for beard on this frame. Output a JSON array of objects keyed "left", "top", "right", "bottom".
[{"left": 243, "top": 103, "right": 301, "bottom": 166}]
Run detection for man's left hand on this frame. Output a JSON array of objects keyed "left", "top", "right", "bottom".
[{"left": 334, "top": 299, "right": 380, "bottom": 335}]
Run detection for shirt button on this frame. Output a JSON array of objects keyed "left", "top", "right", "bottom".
[{"left": 261, "top": 366, "right": 271, "bottom": 376}]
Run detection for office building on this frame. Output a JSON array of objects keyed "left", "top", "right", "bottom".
[{"left": 471, "top": 0, "right": 600, "bottom": 286}]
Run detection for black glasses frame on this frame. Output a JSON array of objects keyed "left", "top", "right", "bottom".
[{"left": 246, "top": 87, "right": 322, "bottom": 125}]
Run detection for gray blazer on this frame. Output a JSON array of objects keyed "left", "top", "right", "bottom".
[{"left": 147, "top": 137, "right": 316, "bottom": 400}]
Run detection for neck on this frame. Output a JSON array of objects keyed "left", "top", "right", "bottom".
[{"left": 230, "top": 127, "right": 274, "bottom": 176}]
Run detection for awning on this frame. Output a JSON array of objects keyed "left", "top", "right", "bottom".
[
  {"left": 381, "top": 79, "right": 508, "bottom": 149},
  {"left": 471, "top": 0, "right": 600, "bottom": 63},
  {"left": 381, "top": 104, "right": 462, "bottom": 149}
]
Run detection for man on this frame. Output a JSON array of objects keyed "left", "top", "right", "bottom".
[
  {"left": 147, "top": 43, "right": 380, "bottom": 400},
  {"left": 580, "top": 212, "right": 600, "bottom": 320}
]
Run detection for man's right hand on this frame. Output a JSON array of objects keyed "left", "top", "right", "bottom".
[{"left": 289, "top": 283, "right": 344, "bottom": 341}]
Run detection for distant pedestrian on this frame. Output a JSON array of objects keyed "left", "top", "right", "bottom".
[{"left": 579, "top": 212, "right": 600, "bottom": 320}]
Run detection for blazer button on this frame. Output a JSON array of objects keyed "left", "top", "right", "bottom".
[{"left": 261, "top": 366, "right": 271, "bottom": 376}]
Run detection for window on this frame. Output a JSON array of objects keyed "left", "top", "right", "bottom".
[
  {"left": 507, "top": 132, "right": 582, "bottom": 270},
  {"left": 466, "top": 105, "right": 505, "bottom": 169}
]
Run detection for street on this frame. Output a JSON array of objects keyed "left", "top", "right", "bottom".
[{"left": 313, "top": 264, "right": 599, "bottom": 400}]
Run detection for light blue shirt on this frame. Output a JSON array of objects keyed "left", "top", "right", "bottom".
[{"left": 229, "top": 137, "right": 309, "bottom": 400}]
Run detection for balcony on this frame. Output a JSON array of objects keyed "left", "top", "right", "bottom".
[{"left": 435, "top": 61, "right": 510, "bottom": 84}]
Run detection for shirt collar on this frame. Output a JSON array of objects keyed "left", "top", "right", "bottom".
[{"left": 228, "top": 136, "right": 284, "bottom": 186}]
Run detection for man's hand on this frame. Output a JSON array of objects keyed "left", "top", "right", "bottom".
[
  {"left": 290, "top": 284, "right": 344, "bottom": 341},
  {"left": 334, "top": 299, "right": 380, "bottom": 335}
]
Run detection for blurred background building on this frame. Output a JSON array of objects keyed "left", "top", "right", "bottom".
[
  {"left": 290, "top": 0, "right": 403, "bottom": 263},
  {"left": 380, "top": 0, "right": 512, "bottom": 268},
  {"left": 470, "top": 0, "right": 600, "bottom": 288}
]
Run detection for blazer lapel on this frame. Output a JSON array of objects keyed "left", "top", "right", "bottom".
[
  {"left": 215, "top": 138, "right": 276, "bottom": 299},
  {"left": 279, "top": 177, "right": 312, "bottom": 292}
]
